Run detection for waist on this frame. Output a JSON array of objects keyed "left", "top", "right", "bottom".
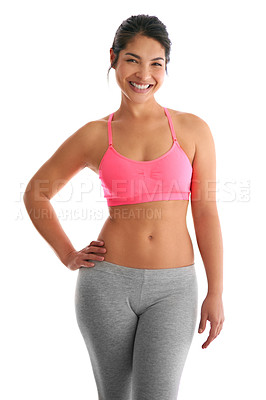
[
  {"left": 97, "top": 210, "right": 194, "bottom": 269},
  {"left": 86, "top": 259, "right": 196, "bottom": 277}
]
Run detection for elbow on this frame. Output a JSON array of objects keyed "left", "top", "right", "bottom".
[
  {"left": 23, "top": 188, "right": 35, "bottom": 210},
  {"left": 23, "top": 181, "right": 32, "bottom": 206},
  {"left": 23, "top": 179, "right": 50, "bottom": 207}
]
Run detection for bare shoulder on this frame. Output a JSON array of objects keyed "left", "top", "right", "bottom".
[
  {"left": 75, "top": 115, "right": 108, "bottom": 141},
  {"left": 24, "top": 116, "right": 109, "bottom": 200},
  {"left": 166, "top": 109, "right": 210, "bottom": 167},
  {"left": 168, "top": 108, "right": 210, "bottom": 129},
  {"left": 168, "top": 108, "right": 213, "bottom": 146},
  {"left": 69, "top": 115, "right": 109, "bottom": 169}
]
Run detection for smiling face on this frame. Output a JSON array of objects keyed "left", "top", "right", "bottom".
[{"left": 110, "top": 34, "right": 166, "bottom": 104}]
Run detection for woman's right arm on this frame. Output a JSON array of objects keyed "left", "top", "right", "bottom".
[{"left": 23, "top": 121, "right": 106, "bottom": 269}]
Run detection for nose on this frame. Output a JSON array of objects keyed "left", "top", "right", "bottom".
[{"left": 135, "top": 64, "right": 152, "bottom": 82}]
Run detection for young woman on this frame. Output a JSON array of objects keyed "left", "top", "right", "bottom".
[{"left": 24, "top": 14, "right": 224, "bottom": 400}]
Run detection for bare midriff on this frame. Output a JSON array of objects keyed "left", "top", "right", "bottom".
[{"left": 96, "top": 200, "right": 194, "bottom": 269}]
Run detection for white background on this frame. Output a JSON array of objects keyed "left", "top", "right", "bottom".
[{"left": 1, "top": 0, "right": 266, "bottom": 399}]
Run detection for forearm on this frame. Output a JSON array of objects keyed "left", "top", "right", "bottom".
[
  {"left": 193, "top": 213, "right": 223, "bottom": 296},
  {"left": 23, "top": 193, "right": 76, "bottom": 265}
]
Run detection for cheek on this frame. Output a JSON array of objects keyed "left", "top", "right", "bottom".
[
  {"left": 116, "top": 63, "right": 131, "bottom": 76},
  {"left": 158, "top": 68, "right": 166, "bottom": 78},
  {"left": 155, "top": 71, "right": 165, "bottom": 84},
  {"left": 148, "top": 67, "right": 165, "bottom": 81}
]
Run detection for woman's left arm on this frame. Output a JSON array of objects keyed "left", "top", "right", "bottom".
[{"left": 189, "top": 114, "right": 225, "bottom": 349}]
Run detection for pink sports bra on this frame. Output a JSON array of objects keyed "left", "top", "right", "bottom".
[{"left": 98, "top": 107, "right": 193, "bottom": 206}]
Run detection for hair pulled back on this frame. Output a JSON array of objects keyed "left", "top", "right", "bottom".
[{"left": 107, "top": 14, "right": 172, "bottom": 81}]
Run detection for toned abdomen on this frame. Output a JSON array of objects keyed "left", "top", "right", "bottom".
[{"left": 95, "top": 200, "right": 194, "bottom": 269}]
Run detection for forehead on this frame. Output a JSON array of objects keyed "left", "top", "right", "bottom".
[{"left": 122, "top": 35, "right": 165, "bottom": 57}]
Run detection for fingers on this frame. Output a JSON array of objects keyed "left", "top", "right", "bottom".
[
  {"left": 89, "top": 246, "right": 106, "bottom": 253},
  {"left": 81, "top": 261, "right": 96, "bottom": 268},
  {"left": 216, "top": 322, "right": 223, "bottom": 336},
  {"left": 69, "top": 261, "right": 95, "bottom": 271},
  {"left": 82, "top": 242, "right": 107, "bottom": 263},
  {"left": 202, "top": 321, "right": 223, "bottom": 349},
  {"left": 85, "top": 245, "right": 106, "bottom": 254},
  {"left": 198, "top": 315, "right": 207, "bottom": 333},
  {"left": 202, "top": 322, "right": 217, "bottom": 349},
  {"left": 82, "top": 241, "right": 104, "bottom": 252},
  {"left": 90, "top": 240, "right": 104, "bottom": 246},
  {"left": 84, "top": 254, "right": 105, "bottom": 262},
  {"left": 84, "top": 247, "right": 106, "bottom": 261}
]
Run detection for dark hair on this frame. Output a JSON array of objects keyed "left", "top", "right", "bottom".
[{"left": 107, "top": 14, "right": 172, "bottom": 82}]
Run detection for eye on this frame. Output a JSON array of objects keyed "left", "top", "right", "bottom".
[{"left": 126, "top": 59, "right": 162, "bottom": 67}]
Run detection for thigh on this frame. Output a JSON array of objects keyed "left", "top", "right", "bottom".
[
  {"left": 75, "top": 266, "right": 139, "bottom": 400},
  {"left": 132, "top": 270, "right": 198, "bottom": 400}
]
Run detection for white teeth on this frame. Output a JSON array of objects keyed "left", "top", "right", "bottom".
[{"left": 130, "top": 81, "right": 150, "bottom": 89}]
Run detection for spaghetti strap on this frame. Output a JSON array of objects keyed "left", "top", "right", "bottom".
[
  {"left": 98, "top": 107, "right": 192, "bottom": 206},
  {"left": 163, "top": 107, "right": 180, "bottom": 147},
  {"left": 109, "top": 108, "right": 179, "bottom": 148},
  {"left": 108, "top": 113, "right": 114, "bottom": 146}
]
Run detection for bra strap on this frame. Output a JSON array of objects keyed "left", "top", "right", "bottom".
[
  {"left": 163, "top": 107, "right": 179, "bottom": 146},
  {"left": 108, "top": 113, "right": 114, "bottom": 146}
]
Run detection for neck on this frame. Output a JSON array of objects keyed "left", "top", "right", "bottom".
[{"left": 116, "top": 96, "right": 163, "bottom": 120}]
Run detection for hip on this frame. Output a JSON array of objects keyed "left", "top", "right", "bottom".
[{"left": 76, "top": 259, "right": 198, "bottom": 316}]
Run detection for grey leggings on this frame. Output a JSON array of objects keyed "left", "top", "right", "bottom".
[{"left": 74, "top": 260, "right": 198, "bottom": 400}]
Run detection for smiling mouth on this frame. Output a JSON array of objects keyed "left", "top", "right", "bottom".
[{"left": 129, "top": 81, "right": 153, "bottom": 89}]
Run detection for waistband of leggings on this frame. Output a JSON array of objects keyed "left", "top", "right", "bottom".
[{"left": 90, "top": 259, "right": 196, "bottom": 279}]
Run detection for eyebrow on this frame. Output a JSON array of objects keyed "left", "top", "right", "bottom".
[{"left": 124, "top": 52, "right": 165, "bottom": 61}]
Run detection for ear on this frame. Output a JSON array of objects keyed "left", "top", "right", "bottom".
[{"left": 110, "top": 48, "right": 116, "bottom": 69}]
